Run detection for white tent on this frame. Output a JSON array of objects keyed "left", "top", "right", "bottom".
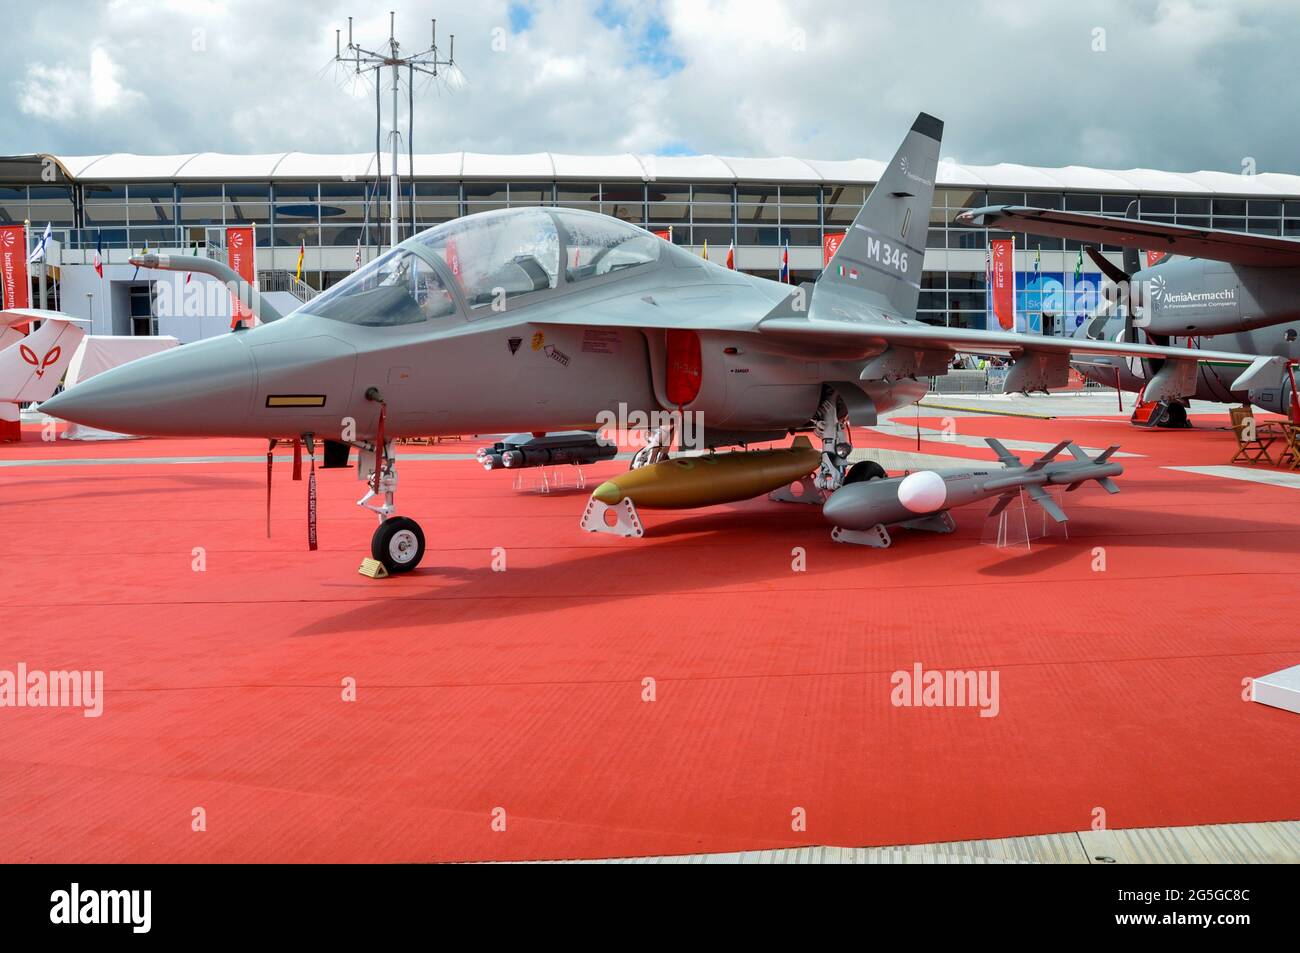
[{"left": 61, "top": 335, "right": 179, "bottom": 440}]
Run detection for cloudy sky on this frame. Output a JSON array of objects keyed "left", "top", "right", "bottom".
[{"left": 3, "top": 0, "right": 1296, "bottom": 174}]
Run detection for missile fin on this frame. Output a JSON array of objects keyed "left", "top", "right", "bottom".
[
  {"left": 1094, "top": 445, "right": 1121, "bottom": 464},
  {"left": 1097, "top": 477, "right": 1121, "bottom": 494},
  {"left": 1028, "top": 440, "right": 1071, "bottom": 472},
  {"left": 1027, "top": 485, "right": 1069, "bottom": 523},
  {"left": 987, "top": 492, "right": 1017, "bottom": 517},
  {"left": 1065, "top": 480, "right": 1084, "bottom": 492},
  {"left": 984, "top": 437, "right": 1021, "bottom": 467},
  {"left": 1066, "top": 442, "right": 1090, "bottom": 462}
]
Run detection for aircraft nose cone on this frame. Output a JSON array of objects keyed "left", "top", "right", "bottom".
[{"left": 40, "top": 333, "right": 255, "bottom": 437}]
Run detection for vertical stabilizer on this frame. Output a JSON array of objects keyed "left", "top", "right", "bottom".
[{"left": 816, "top": 112, "right": 942, "bottom": 319}]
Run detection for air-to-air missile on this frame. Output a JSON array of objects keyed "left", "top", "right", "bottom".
[
  {"left": 477, "top": 431, "right": 619, "bottom": 471},
  {"left": 822, "top": 437, "right": 1123, "bottom": 549},
  {"left": 581, "top": 436, "right": 822, "bottom": 537}
]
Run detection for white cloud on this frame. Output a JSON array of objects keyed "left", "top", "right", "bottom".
[
  {"left": 17, "top": 47, "right": 141, "bottom": 121},
  {"left": 1, "top": 0, "right": 1297, "bottom": 175}
]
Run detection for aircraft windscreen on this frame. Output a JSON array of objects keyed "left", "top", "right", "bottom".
[
  {"left": 307, "top": 250, "right": 457, "bottom": 327},
  {"left": 415, "top": 208, "right": 560, "bottom": 308}
]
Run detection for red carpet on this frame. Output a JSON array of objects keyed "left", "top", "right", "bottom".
[{"left": 1, "top": 414, "right": 1298, "bottom": 862}]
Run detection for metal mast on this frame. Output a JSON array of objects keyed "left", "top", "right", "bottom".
[{"left": 334, "top": 11, "right": 455, "bottom": 249}]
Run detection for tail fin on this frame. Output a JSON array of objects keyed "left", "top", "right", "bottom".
[
  {"left": 1094, "top": 445, "right": 1120, "bottom": 464},
  {"left": 1027, "top": 439, "right": 1070, "bottom": 471},
  {"left": 0, "top": 310, "right": 86, "bottom": 404},
  {"left": 815, "top": 112, "right": 942, "bottom": 319}
]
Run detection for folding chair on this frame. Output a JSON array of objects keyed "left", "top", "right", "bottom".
[
  {"left": 1275, "top": 422, "right": 1300, "bottom": 471},
  {"left": 1229, "top": 406, "right": 1278, "bottom": 465}
]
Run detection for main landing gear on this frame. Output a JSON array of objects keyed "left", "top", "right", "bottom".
[
  {"left": 357, "top": 437, "right": 426, "bottom": 574},
  {"left": 771, "top": 392, "right": 854, "bottom": 504}
]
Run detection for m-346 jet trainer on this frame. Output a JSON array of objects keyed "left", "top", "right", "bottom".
[
  {"left": 40, "top": 114, "right": 1282, "bottom": 573},
  {"left": 959, "top": 204, "right": 1300, "bottom": 425}
]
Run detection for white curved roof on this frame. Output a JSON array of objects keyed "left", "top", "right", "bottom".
[{"left": 25, "top": 151, "right": 1300, "bottom": 196}]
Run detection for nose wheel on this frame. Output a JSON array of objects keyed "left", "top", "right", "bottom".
[{"left": 371, "top": 516, "right": 425, "bottom": 573}]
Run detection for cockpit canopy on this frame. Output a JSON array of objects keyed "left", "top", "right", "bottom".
[{"left": 305, "top": 207, "right": 662, "bottom": 326}]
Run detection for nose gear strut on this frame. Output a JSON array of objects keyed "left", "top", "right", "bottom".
[{"left": 355, "top": 387, "right": 426, "bottom": 573}]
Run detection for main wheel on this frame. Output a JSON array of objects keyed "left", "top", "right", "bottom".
[
  {"left": 843, "top": 460, "right": 887, "bottom": 485},
  {"left": 1158, "top": 400, "right": 1190, "bottom": 428},
  {"left": 371, "top": 516, "right": 426, "bottom": 573}
]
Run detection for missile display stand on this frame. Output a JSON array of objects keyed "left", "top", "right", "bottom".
[
  {"left": 830, "top": 511, "right": 956, "bottom": 549},
  {"left": 981, "top": 488, "right": 1069, "bottom": 550},
  {"left": 579, "top": 496, "right": 644, "bottom": 537},
  {"left": 513, "top": 465, "right": 587, "bottom": 494}
]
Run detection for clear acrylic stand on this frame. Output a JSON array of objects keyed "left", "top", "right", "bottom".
[
  {"left": 980, "top": 488, "right": 1069, "bottom": 551},
  {"left": 512, "top": 465, "right": 587, "bottom": 495}
]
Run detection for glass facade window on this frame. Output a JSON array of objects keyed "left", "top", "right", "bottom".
[
  {"left": 939, "top": 189, "right": 986, "bottom": 210},
  {"left": 508, "top": 183, "right": 553, "bottom": 206},
  {"left": 27, "top": 184, "right": 76, "bottom": 227},
  {"left": 1212, "top": 198, "right": 1246, "bottom": 216},
  {"left": 600, "top": 184, "right": 643, "bottom": 223},
  {"left": 0, "top": 186, "right": 25, "bottom": 224},
  {"left": 83, "top": 184, "right": 127, "bottom": 226},
  {"left": 555, "top": 182, "right": 600, "bottom": 210},
  {"left": 128, "top": 184, "right": 176, "bottom": 227},
  {"left": 780, "top": 226, "right": 819, "bottom": 247},
  {"left": 823, "top": 185, "right": 865, "bottom": 226},
  {"left": 1140, "top": 196, "right": 1175, "bottom": 215},
  {"left": 464, "top": 182, "right": 508, "bottom": 215},
  {"left": 1102, "top": 194, "right": 1138, "bottom": 214}
]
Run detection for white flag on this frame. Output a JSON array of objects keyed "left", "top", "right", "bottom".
[{"left": 28, "top": 222, "right": 52, "bottom": 263}]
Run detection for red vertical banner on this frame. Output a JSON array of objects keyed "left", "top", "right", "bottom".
[
  {"left": 0, "top": 225, "right": 31, "bottom": 333},
  {"left": 823, "top": 232, "right": 846, "bottom": 266},
  {"left": 990, "top": 239, "right": 1015, "bottom": 331},
  {"left": 226, "top": 226, "right": 256, "bottom": 329}
]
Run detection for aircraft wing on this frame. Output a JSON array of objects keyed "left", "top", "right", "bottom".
[
  {"left": 956, "top": 205, "right": 1300, "bottom": 268},
  {"left": 757, "top": 315, "right": 1289, "bottom": 399}
]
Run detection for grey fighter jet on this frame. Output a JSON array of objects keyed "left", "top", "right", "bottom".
[
  {"left": 39, "top": 114, "right": 1275, "bottom": 573},
  {"left": 958, "top": 204, "right": 1300, "bottom": 424}
]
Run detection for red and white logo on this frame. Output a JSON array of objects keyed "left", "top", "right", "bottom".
[
  {"left": 230, "top": 231, "right": 245, "bottom": 249},
  {"left": 20, "top": 344, "right": 61, "bottom": 378},
  {"left": 1, "top": 231, "right": 15, "bottom": 248}
]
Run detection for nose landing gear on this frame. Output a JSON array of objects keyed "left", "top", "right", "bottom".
[{"left": 356, "top": 394, "right": 426, "bottom": 574}]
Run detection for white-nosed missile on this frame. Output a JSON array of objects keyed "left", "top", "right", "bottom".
[{"left": 823, "top": 437, "right": 1123, "bottom": 547}]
